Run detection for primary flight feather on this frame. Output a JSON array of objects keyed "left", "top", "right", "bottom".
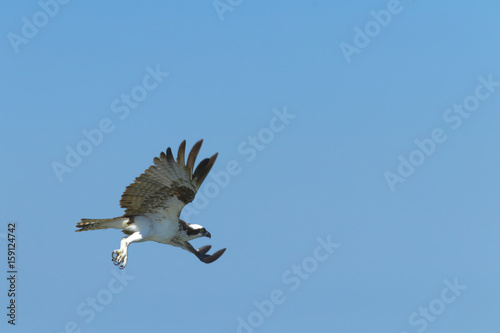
[{"left": 75, "top": 139, "right": 226, "bottom": 269}]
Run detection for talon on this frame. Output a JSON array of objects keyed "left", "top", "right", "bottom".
[{"left": 111, "top": 249, "right": 128, "bottom": 268}]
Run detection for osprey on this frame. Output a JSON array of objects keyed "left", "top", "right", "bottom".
[{"left": 75, "top": 140, "right": 226, "bottom": 269}]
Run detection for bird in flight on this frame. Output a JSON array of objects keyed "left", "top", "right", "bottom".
[{"left": 76, "top": 140, "right": 226, "bottom": 269}]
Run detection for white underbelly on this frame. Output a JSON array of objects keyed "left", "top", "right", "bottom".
[{"left": 144, "top": 214, "right": 179, "bottom": 243}]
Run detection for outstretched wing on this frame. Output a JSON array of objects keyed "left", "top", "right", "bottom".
[{"left": 120, "top": 140, "right": 217, "bottom": 218}]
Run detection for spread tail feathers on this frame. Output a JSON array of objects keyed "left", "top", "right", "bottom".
[{"left": 75, "top": 217, "right": 129, "bottom": 232}]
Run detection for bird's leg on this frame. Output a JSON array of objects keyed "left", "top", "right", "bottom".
[
  {"left": 111, "top": 232, "right": 143, "bottom": 269},
  {"left": 112, "top": 238, "right": 128, "bottom": 269}
]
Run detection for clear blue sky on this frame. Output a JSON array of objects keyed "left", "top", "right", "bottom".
[{"left": 1, "top": 1, "right": 499, "bottom": 332}]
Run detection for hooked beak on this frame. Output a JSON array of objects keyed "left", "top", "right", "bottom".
[{"left": 203, "top": 230, "right": 211, "bottom": 239}]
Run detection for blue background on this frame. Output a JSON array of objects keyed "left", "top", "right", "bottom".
[{"left": 1, "top": 1, "right": 499, "bottom": 332}]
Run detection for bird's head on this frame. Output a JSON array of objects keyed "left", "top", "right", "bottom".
[{"left": 186, "top": 223, "right": 211, "bottom": 240}]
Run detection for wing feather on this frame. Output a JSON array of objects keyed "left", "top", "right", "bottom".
[
  {"left": 193, "top": 153, "right": 218, "bottom": 185},
  {"left": 120, "top": 140, "right": 217, "bottom": 217},
  {"left": 166, "top": 147, "right": 175, "bottom": 163},
  {"left": 177, "top": 140, "right": 186, "bottom": 166},
  {"left": 186, "top": 140, "right": 203, "bottom": 177}
]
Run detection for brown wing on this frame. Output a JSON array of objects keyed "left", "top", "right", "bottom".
[{"left": 120, "top": 140, "right": 218, "bottom": 217}]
